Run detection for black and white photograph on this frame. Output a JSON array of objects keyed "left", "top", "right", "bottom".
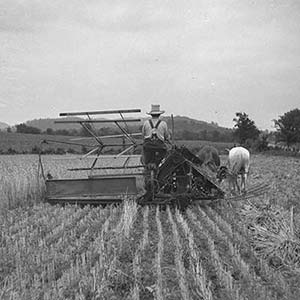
[{"left": 0, "top": 1, "right": 300, "bottom": 299}]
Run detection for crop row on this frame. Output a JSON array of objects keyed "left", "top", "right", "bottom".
[{"left": 2, "top": 200, "right": 299, "bottom": 299}]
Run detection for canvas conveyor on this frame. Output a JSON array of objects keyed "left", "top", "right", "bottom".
[
  {"left": 45, "top": 175, "right": 139, "bottom": 205},
  {"left": 40, "top": 108, "right": 144, "bottom": 205}
]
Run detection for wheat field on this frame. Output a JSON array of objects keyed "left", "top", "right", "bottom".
[{"left": 0, "top": 154, "right": 300, "bottom": 299}]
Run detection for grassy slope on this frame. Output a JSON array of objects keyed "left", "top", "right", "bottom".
[
  {"left": 0, "top": 131, "right": 234, "bottom": 154},
  {"left": 0, "top": 132, "right": 95, "bottom": 153},
  {"left": 26, "top": 115, "right": 232, "bottom": 134}
]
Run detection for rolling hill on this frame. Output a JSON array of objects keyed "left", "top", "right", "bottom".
[
  {"left": 26, "top": 117, "right": 84, "bottom": 131},
  {"left": 0, "top": 121, "right": 9, "bottom": 130},
  {"left": 25, "top": 115, "right": 233, "bottom": 140},
  {"left": 0, "top": 115, "right": 234, "bottom": 154}
]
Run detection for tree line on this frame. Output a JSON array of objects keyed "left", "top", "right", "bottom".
[
  {"left": 12, "top": 124, "right": 122, "bottom": 137},
  {"left": 8, "top": 108, "right": 300, "bottom": 151},
  {"left": 12, "top": 123, "right": 233, "bottom": 142},
  {"left": 233, "top": 108, "right": 300, "bottom": 151}
]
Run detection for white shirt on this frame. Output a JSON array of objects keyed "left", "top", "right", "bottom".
[{"left": 142, "top": 118, "right": 170, "bottom": 142}]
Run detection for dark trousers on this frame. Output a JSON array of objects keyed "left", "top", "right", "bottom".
[{"left": 142, "top": 139, "right": 167, "bottom": 167}]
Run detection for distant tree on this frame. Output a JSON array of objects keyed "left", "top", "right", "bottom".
[
  {"left": 252, "top": 132, "right": 269, "bottom": 152},
  {"left": 233, "top": 112, "right": 260, "bottom": 144},
  {"left": 46, "top": 128, "right": 54, "bottom": 135},
  {"left": 7, "top": 147, "right": 17, "bottom": 154},
  {"left": 16, "top": 123, "right": 41, "bottom": 134},
  {"left": 31, "top": 146, "right": 41, "bottom": 154},
  {"left": 274, "top": 108, "right": 300, "bottom": 147},
  {"left": 16, "top": 123, "right": 26, "bottom": 133},
  {"left": 6, "top": 127, "right": 12, "bottom": 133},
  {"left": 81, "top": 146, "right": 88, "bottom": 154},
  {"left": 55, "top": 147, "right": 66, "bottom": 155},
  {"left": 67, "top": 147, "right": 77, "bottom": 154}
]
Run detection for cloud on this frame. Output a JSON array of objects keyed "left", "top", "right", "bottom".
[
  {"left": 0, "top": 0, "right": 183, "bottom": 34},
  {"left": 0, "top": 101, "right": 7, "bottom": 108},
  {"left": 0, "top": 0, "right": 299, "bottom": 129},
  {"left": 0, "top": 0, "right": 58, "bottom": 32}
]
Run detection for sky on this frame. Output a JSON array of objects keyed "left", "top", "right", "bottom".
[{"left": 0, "top": 0, "right": 299, "bottom": 130}]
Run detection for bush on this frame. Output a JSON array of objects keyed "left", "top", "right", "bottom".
[
  {"left": 32, "top": 146, "right": 41, "bottom": 154},
  {"left": 81, "top": 146, "right": 90, "bottom": 154},
  {"left": 7, "top": 147, "right": 17, "bottom": 154},
  {"left": 250, "top": 135, "right": 269, "bottom": 152},
  {"left": 42, "top": 148, "right": 56, "bottom": 154},
  {"left": 55, "top": 147, "right": 66, "bottom": 155},
  {"left": 16, "top": 123, "right": 41, "bottom": 134},
  {"left": 67, "top": 147, "right": 77, "bottom": 154}
]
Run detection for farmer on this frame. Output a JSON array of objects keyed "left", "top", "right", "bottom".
[{"left": 142, "top": 104, "right": 170, "bottom": 168}]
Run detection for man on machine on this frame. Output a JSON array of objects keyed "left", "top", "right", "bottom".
[{"left": 142, "top": 104, "right": 170, "bottom": 169}]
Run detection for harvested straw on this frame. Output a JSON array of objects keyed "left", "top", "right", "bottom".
[{"left": 241, "top": 204, "right": 300, "bottom": 272}]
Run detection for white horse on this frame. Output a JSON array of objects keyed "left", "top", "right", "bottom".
[{"left": 217, "top": 146, "right": 250, "bottom": 194}]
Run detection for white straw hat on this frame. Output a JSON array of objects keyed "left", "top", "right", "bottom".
[{"left": 146, "top": 104, "right": 165, "bottom": 115}]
